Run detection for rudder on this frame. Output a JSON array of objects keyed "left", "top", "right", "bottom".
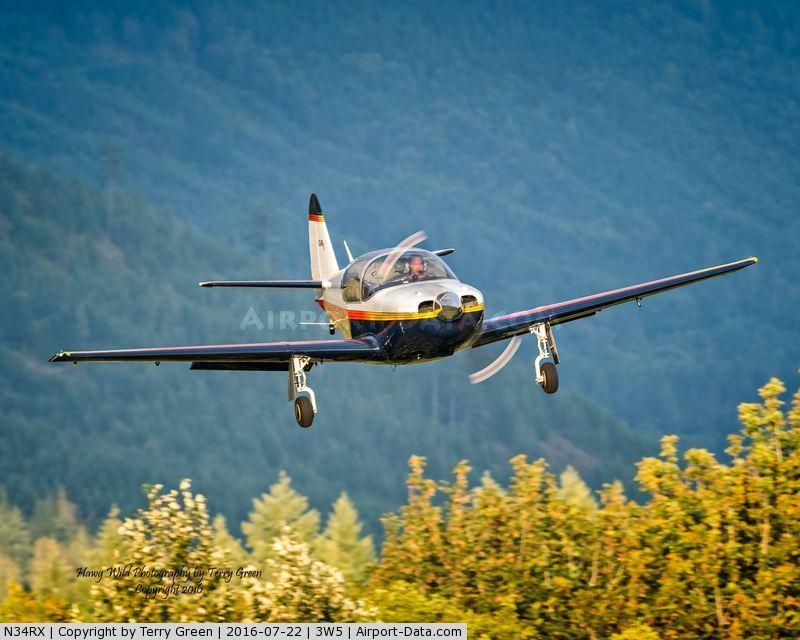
[{"left": 308, "top": 193, "right": 339, "bottom": 280}]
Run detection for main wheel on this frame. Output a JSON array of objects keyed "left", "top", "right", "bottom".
[
  {"left": 294, "top": 396, "right": 314, "bottom": 428},
  {"left": 539, "top": 361, "right": 559, "bottom": 394}
]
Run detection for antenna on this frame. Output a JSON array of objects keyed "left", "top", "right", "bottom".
[{"left": 343, "top": 240, "right": 354, "bottom": 263}]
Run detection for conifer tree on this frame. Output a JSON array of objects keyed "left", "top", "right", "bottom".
[
  {"left": 316, "top": 492, "right": 375, "bottom": 585},
  {"left": 29, "top": 490, "right": 79, "bottom": 544},
  {"left": 557, "top": 465, "right": 597, "bottom": 512},
  {"left": 30, "top": 537, "right": 70, "bottom": 598},
  {"left": 0, "top": 491, "right": 32, "bottom": 571},
  {"left": 91, "top": 507, "right": 123, "bottom": 567},
  {"left": 0, "top": 553, "right": 21, "bottom": 600},
  {"left": 242, "top": 471, "right": 320, "bottom": 563},
  {"left": 212, "top": 515, "right": 249, "bottom": 568}
]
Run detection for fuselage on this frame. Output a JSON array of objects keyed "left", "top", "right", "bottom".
[{"left": 318, "top": 249, "right": 484, "bottom": 364}]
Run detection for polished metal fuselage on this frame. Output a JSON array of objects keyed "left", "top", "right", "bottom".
[{"left": 319, "top": 272, "right": 485, "bottom": 364}]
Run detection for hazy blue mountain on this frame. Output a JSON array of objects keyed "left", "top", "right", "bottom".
[{"left": 0, "top": 1, "right": 798, "bottom": 527}]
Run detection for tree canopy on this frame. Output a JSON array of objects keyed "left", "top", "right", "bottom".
[{"left": 0, "top": 378, "right": 797, "bottom": 637}]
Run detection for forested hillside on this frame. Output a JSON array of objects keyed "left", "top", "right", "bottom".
[
  {"left": 0, "top": 0, "right": 797, "bottom": 452},
  {"left": 0, "top": 154, "right": 647, "bottom": 530}
]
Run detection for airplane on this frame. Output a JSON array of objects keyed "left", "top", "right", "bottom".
[{"left": 50, "top": 194, "right": 758, "bottom": 428}]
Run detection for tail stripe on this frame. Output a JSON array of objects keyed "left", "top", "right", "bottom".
[{"left": 308, "top": 193, "right": 339, "bottom": 280}]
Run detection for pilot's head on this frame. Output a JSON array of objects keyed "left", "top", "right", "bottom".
[{"left": 409, "top": 255, "right": 426, "bottom": 278}]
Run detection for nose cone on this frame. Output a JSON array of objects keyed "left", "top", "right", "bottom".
[{"left": 436, "top": 291, "right": 463, "bottom": 321}]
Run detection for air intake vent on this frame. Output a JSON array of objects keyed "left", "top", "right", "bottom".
[
  {"left": 418, "top": 300, "right": 435, "bottom": 313},
  {"left": 461, "top": 295, "right": 478, "bottom": 306}
]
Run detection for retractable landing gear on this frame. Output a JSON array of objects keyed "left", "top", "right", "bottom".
[
  {"left": 288, "top": 355, "right": 317, "bottom": 428},
  {"left": 530, "top": 322, "right": 559, "bottom": 394}
]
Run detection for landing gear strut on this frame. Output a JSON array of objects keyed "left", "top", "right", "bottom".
[
  {"left": 530, "top": 322, "right": 559, "bottom": 394},
  {"left": 288, "top": 355, "right": 317, "bottom": 428}
]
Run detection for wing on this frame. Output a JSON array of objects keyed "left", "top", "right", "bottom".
[
  {"left": 49, "top": 338, "right": 383, "bottom": 364},
  {"left": 472, "top": 257, "right": 757, "bottom": 348}
]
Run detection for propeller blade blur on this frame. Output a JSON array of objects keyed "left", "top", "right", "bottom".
[{"left": 468, "top": 335, "right": 522, "bottom": 384}]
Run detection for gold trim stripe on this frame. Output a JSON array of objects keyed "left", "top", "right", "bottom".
[{"left": 348, "top": 304, "right": 484, "bottom": 321}]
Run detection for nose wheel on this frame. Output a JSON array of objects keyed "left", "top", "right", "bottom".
[
  {"left": 531, "top": 322, "right": 559, "bottom": 394},
  {"left": 289, "top": 355, "right": 317, "bottom": 428}
]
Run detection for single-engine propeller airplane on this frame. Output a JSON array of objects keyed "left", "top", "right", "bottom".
[{"left": 50, "top": 194, "right": 758, "bottom": 428}]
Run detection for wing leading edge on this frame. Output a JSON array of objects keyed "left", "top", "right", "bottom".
[
  {"left": 49, "top": 337, "right": 383, "bottom": 364},
  {"left": 472, "top": 257, "right": 758, "bottom": 348}
]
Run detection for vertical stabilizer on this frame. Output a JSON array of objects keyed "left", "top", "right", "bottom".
[{"left": 308, "top": 194, "right": 339, "bottom": 280}]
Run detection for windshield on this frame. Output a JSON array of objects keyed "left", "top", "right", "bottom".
[
  {"left": 361, "top": 249, "right": 456, "bottom": 300},
  {"left": 341, "top": 249, "right": 458, "bottom": 302}
]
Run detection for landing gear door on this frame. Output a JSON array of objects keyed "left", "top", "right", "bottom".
[
  {"left": 545, "top": 323, "right": 560, "bottom": 365},
  {"left": 287, "top": 356, "right": 298, "bottom": 401}
]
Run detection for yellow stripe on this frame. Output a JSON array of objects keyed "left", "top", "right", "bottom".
[{"left": 349, "top": 304, "right": 484, "bottom": 321}]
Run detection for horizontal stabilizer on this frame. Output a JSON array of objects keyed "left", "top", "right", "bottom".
[{"left": 199, "top": 279, "right": 326, "bottom": 288}]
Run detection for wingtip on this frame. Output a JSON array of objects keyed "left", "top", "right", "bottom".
[
  {"left": 198, "top": 281, "right": 212, "bottom": 287},
  {"left": 309, "top": 193, "right": 322, "bottom": 215},
  {"left": 750, "top": 256, "right": 759, "bottom": 263},
  {"left": 49, "top": 351, "right": 68, "bottom": 362}
]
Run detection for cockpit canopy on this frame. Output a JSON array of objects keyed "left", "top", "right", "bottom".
[{"left": 341, "top": 248, "right": 458, "bottom": 302}]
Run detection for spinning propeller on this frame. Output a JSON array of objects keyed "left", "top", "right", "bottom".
[{"left": 468, "top": 335, "right": 522, "bottom": 384}]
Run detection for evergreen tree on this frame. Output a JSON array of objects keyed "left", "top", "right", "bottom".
[
  {"left": 30, "top": 537, "right": 70, "bottom": 598},
  {"left": 241, "top": 471, "right": 320, "bottom": 563},
  {"left": 0, "top": 491, "right": 32, "bottom": 571},
  {"left": 90, "top": 507, "right": 123, "bottom": 567},
  {"left": 316, "top": 493, "right": 375, "bottom": 585},
  {"left": 29, "top": 490, "right": 79, "bottom": 544},
  {"left": 557, "top": 465, "right": 597, "bottom": 512},
  {"left": 212, "top": 515, "right": 249, "bottom": 568},
  {"left": 0, "top": 553, "right": 21, "bottom": 600}
]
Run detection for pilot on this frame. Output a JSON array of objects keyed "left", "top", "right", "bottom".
[{"left": 408, "top": 255, "right": 426, "bottom": 281}]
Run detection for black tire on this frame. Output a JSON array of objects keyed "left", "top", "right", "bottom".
[
  {"left": 540, "top": 362, "right": 559, "bottom": 394},
  {"left": 294, "top": 396, "right": 314, "bottom": 428}
]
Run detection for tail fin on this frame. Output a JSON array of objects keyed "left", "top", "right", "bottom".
[{"left": 308, "top": 194, "right": 339, "bottom": 279}]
